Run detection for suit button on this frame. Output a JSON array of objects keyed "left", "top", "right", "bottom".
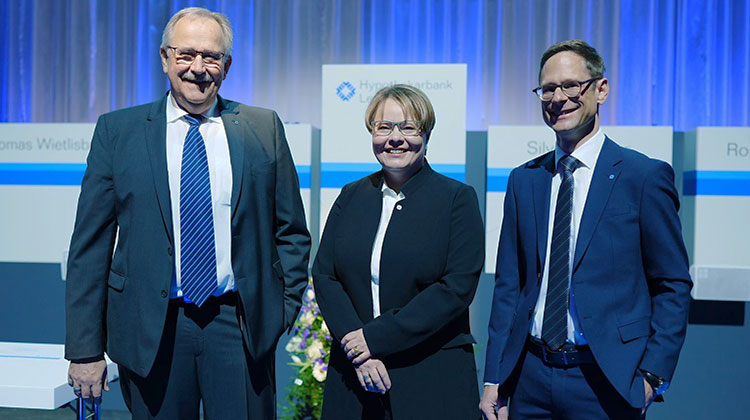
[
  {"left": 161, "top": 290, "right": 167, "bottom": 298},
  {"left": 528, "top": 306, "right": 534, "bottom": 318},
  {"left": 167, "top": 247, "right": 173, "bottom": 256}
]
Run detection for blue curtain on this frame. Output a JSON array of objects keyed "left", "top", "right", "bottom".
[{"left": 1, "top": 0, "right": 748, "bottom": 131}]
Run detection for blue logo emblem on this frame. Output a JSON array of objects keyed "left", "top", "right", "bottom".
[{"left": 336, "top": 81, "right": 356, "bottom": 101}]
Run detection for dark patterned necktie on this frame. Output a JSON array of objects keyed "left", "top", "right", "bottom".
[
  {"left": 542, "top": 155, "right": 581, "bottom": 350},
  {"left": 179, "top": 114, "right": 217, "bottom": 307}
]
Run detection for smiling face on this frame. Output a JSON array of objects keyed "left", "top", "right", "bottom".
[
  {"left": 371, "top": 98, "right": 426, "bottom": 185},
  {"left": 540, "top": 51, "right": 608, "bottom": 149},
  {"left": 160, "top": 16, "right": 232, "bottom": 114}
]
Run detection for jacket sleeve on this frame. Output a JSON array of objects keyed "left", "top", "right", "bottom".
[
  {"left": 362, "top": 184, "right": 484, "bottom": 358},
  {"left": 312, "top": 185, "right": 365, "bottom": 341},
  {"left": 483, "top": 169, "right": 522, "bottom": 383},
  {"left": 637, "top": 160, "right": 692, "bottom": 381},
  {"left": 65, "top": 114, "right": 117, "bottom": 360},
  {"left": 272, "top": 112, "right": 312, "bottom": 331}
]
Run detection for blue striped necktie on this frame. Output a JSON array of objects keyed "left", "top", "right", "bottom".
[
  {"left": 542, "top": 154, "right": 581, "bottom": 350},
  {"left": 179, "top": 114, "right": 217, "bottom": 307}
]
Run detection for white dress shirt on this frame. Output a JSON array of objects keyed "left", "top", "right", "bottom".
[
  {"left": 165, "top": 93, "right": 235, "bottom": 299},
  {"left": 530, "top": 129, "right": 606, "bottom": 345},
  {"left": 369, "top": 183, "right": 406, "bottom": 318}
]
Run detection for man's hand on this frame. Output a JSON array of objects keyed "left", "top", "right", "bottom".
[
  {"left": 354, "top": 359, "right": 391, "bottom": 394},
  {"left": 341, "top": 328, "right": 371, "bottom": 365},
  {"left": 480, "top": 384, "right": 508, "bottom": 420},
  {"left": 642, "top": 378, "right": 654, "bottom": 415},
  {"left": 68, "top": 360, "right": 109, "bottom": 400}
]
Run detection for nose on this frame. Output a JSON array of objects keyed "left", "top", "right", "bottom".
[
  {"left": 391, "top": 125, "right": 408, "bottom": 138},
  {"left": 189, "top": 55, "right": 206, "bottom": 73},
  {"left": 550, "top": 85, "right": 568, "bottom": 102},
  {"left": 388, "top": 132, "right": 405, "bottom": 147}
]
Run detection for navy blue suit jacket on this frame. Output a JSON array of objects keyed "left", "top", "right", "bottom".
[{"left": 484, "top": 137, "right": 691, "bottom": 407}]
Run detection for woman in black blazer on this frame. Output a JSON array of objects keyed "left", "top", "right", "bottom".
[{"left": 313, "top": 84, "right": 484, "bottom": 419}]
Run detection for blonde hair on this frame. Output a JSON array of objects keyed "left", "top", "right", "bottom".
[{"left": 364, "top": 84, "right": 436, "bottom": 141}]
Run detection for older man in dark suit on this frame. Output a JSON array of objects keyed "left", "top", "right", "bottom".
[{"left": 65, "top": 7, "right": 310, "bottom": 419}]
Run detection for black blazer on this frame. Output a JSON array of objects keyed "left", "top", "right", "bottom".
[{"left": 313, "top": 164, "right": 484, "bottom": 419}]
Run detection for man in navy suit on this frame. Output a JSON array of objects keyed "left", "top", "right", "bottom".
[
  {"left": 480, "top": 40, "right": 692, "bottom": 419},
  {"left": 64, "top": 7, "right": 310, "bottom": 419}
]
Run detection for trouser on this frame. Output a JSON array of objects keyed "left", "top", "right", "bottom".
[
  {"left": 509, "top": 346, "right": 642, "bottom": 420},
  {"left": 119, "top": 292, "right": 275, "bottom": 420}
]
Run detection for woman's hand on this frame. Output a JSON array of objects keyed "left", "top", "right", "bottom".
[
  {"left": 354, "top": 359, "right": 391, "bottom": 394},
  {"left": 342, "top": 328, "right": 372, "bottom": 365}
]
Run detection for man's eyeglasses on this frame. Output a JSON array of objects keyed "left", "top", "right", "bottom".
[
  {"left": 532, "top": 78, "right": 599, "bottom": 101},
  {"left": 166, "top": 46, "right": 226, "bottom": 67},
  {"left": 370, "top": 120, "right": 422, "bottom": 137}
]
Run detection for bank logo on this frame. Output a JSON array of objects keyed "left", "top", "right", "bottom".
[{"left": 336, "top": 81, "right": 356, "bottom": 101}]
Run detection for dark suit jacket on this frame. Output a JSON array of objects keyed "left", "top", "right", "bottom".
[
  {"left": 65, "top": 95, "right": 310, "bottom": 377},
  {"left": 313, "top": 164, "right": 484, "bottom": 419},
  {"left": 484, "top": 137, "right": 692, "bottom": 407}
]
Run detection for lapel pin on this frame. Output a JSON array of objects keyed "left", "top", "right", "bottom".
[
  {"left": 396, "top": 204, "right": 403, "bottom": 211},
  {"left": 609, "top": 174, "right": 615, "bottom": 180},
  {"left": 233, "top": 120, "right": 239, "bottom": 125}
]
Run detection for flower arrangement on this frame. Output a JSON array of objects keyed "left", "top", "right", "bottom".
[{"left": 280, "top": 280, "right": 332, "bottom": 420}]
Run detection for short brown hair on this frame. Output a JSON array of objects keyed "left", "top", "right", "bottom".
[
  {"left": 364, "top": 84, "right": 436, "bottom": 141},
  {"left": 539, "top": 39, "right": 605, "bottom": 82}
]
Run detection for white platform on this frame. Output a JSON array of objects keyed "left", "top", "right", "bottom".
[
  {"left": 0, "top": 342, "right": 118, "bottom": 409},
  {"left": 690, "top": 265, "right": 750, "bottom": 301}
]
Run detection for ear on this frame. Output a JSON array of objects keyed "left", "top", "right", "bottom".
[
  {"left": 160, "top": 48, "right": 169, "bottom": 74},
  {"left": 596, "top": 77, "right": 609, "bottom": 105},
  {"left": 223, "top": 55, "right": 232, "bottom": 80}
]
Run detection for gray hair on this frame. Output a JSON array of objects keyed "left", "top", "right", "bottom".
[
  {"left": 539, "top": 39, "right": 605, "bottom": 82},
  {"left": 161, "top": 7, "right": 233, "bottom": 56}
]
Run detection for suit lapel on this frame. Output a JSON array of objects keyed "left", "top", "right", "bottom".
[
  {"left": 218, "top": 97, "right": 244, "bottom": 218},
  {"left": 533, "top": 152, "right": 555, "bottom": 267},
  {"left": 145, "top": 96, "right": 173, "bottom": 243},
  {"left": 572, "top": 137, "right": 623, "bottom": 271}
]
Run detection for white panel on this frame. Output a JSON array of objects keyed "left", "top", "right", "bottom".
[
  {"left": 283, "top": 123, "right": 315, "bottom": 230},
  {"left": 684, "top": 127, "right": 750, "bottom": 301},
  {"left": 319, "top": 65, "right": 467, "bottom": 239},
  {"left": 690, "top": 266, "right": 750, "bottom": 301},
  {"left": 0, "top": 342, "right": 117, "bottom": 409},
  {"left": 0, "top": 123, "right": 94, "bottom": 163},
  {"left": 321, "top": 64, "right": 467, "bottom": 164},
  {"left": 485, "top": 125, "right": 674, "bottom": 274},
  {"left": 0, "top": 123, "right": 94, "bottom": 264}
]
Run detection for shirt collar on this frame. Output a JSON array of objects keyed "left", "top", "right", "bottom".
[
  {"left": 381, "top": 181, "right": 405, "bottom": 199},
  {"left": 554, "top": 128, "right": 605, "bottom": 171},
  {"left": 166, "top": 92, "right": 220, "bottom": 124}
]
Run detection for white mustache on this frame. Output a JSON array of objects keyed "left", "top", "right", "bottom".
[{"left": 181, "top": 73, "right": 212, "bottom": 83}]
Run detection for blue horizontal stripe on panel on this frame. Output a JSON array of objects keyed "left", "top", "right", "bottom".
[
  {"left": 487, "top": 168, "right": 512, "bottom": 192},
  {"left": 0, "top": 163, "right": 313, "bottom": 188},
  {"left": 683, "top": 170, "right": 750, "bottom": 196},
  {"left": 0, "top": 163, "right": 86, "bottom": 185},
  {"left": 296, "top": 165, "right": 311, "bottom": 189},
  {"left": 320, "top": 162, "right": 465, "bottom": 188}
]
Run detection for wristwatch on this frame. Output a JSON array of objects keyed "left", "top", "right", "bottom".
[{"left": 641, "top": 370, "right": 669, "bottom": 396}]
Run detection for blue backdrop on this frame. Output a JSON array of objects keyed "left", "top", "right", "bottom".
[{"left": 1, "top": 0, "right": 748, "bottom": 130}]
